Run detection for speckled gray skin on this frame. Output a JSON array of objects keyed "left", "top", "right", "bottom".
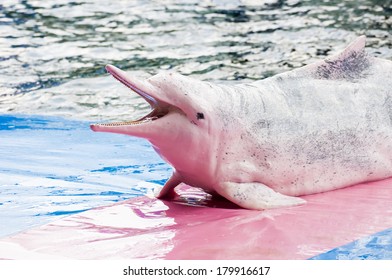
[{"left": 91, "top": 36, "right": 392, "bottom": 210}]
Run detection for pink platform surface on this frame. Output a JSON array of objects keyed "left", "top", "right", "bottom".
[{"left": 1, "top": 178, "right": 392, "bottom": 260}]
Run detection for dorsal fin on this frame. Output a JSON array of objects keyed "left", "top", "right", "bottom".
[
  {"left": 332, "top": 35, "right": 366, "bottom": 62},
  {"left": 313, "top": 36, "right": 370, "bottom": 81}
]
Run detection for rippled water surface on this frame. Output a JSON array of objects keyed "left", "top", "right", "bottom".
[{"left": 1, "top": 0, "right": 391, "bottom": 121}]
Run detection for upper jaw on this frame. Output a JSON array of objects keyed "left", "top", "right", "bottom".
[
  {"left": 105, "top": 65, "right": 159, "bottom": 108},
  {"left": 91, "top": 65, "right": 170, "bottom": 128}
]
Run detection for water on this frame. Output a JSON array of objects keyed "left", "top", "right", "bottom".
[{"left": 0, "top": 0, "right": 391, "bottom": 121}]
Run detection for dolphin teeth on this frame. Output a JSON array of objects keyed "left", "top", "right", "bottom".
[{"left": 94, "top": 116, "right": 161, "bottom": 127}]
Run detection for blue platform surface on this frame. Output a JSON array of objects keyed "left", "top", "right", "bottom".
[
  {"left": 0, "top": 114, "right": 391, "bottom": 260},
  {"left": 311, "top": 227, "right": 392, "bottom": 260},
  {"left": 0, "top": 114, "right": 170, "bottom": 237}
]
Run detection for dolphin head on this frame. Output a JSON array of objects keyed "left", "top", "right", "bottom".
[{"left": 91, "top": 65, "right": 220, "bottom": 178}]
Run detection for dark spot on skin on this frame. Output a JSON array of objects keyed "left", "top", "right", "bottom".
[
  {"left": 196, "top": 112, "right": 205, "bottom": 120},
  {"left": 315, "top": 50, "right": 370, "bottom": 81},
  {"left": 253, "top": 120, "right": 270, "bottom": 130}
]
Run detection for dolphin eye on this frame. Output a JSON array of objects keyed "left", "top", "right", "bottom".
[{"left": 196, "top": 112, "right": 205, "bottom": 120}]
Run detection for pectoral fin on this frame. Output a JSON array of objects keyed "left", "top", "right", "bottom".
[
  {"left": 154, "top": 171, "right": 182, "bottom": 199},
  {"left": 216, "top": 182, "right": 306, "bottom": 210}
]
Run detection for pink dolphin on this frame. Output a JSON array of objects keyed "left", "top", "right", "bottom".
[{"left": 91, "top": 36, "right": 392, "bottom": 210}]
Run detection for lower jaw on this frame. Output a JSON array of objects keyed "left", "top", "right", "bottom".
[{"left": 95, "top": 116, "right": 158, "bottom": 127}]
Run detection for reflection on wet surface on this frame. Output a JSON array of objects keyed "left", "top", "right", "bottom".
[{"left": 1, "top": 180, "right": 392, "bottom": 260}]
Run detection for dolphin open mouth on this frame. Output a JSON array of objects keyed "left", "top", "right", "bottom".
[{"left": 92, "top": 65, "right": 169, "bottom": 127}]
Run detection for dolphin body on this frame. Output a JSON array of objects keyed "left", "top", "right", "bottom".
[{"left": 91, "top": 36, "right": 392, "bottom": 210}]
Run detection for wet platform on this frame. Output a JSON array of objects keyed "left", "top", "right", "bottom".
[{"left": 1, "top": 115, "right": 391, "bottom": 259}]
